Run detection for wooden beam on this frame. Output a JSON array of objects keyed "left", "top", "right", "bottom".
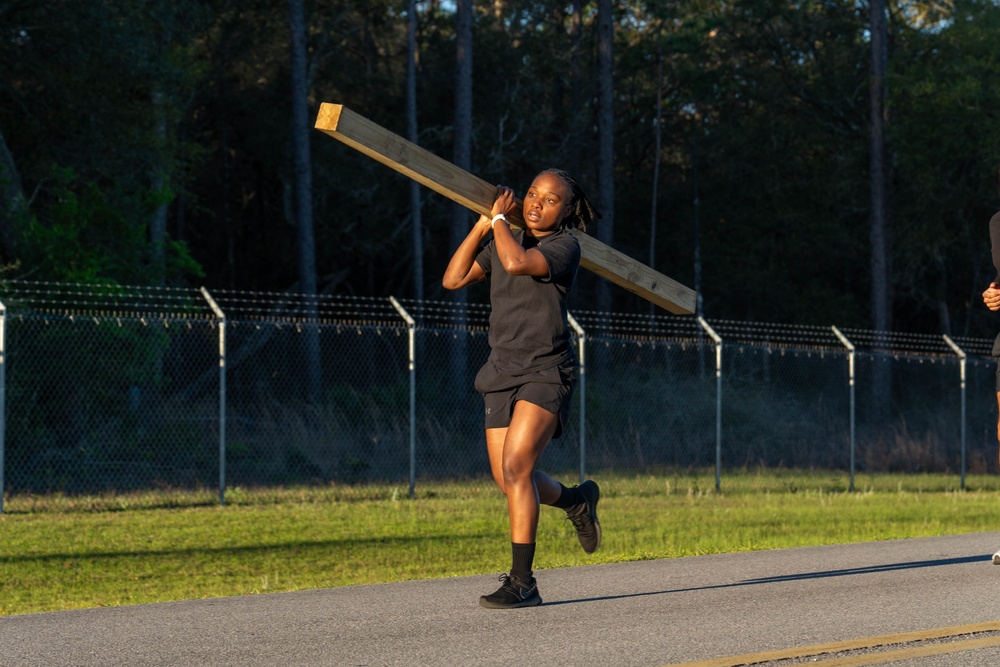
[{"left": 314, "top": 103, "right": 697, "bottom": 315}]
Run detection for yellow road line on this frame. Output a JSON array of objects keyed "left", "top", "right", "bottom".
[
  {"left": 664, "top": 620, "right": 1000, "bottom": 667},
  {"left": 810, "top": 634, "right": 1000, "bottom": 666}
]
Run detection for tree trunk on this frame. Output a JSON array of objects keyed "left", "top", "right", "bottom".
[
  {"left": 692, "top": 136, "right": 703, "bottom": 320},
  {"left": 150, "top": 88, "right": 168, "bottom": 286},
  {"left": 449, "top": 0, "right": 473, "bottom": 390},
  {"left": 407, "top": 0, "right": 424, "bottom": 303},
  {"left": 568, "top": 0, "right": 584, "bottom": 168},
  {"left": 869, "top": 0, "right": 892, "bottom": 427},
  {"left": 0, "top": 124, "right": 25, "bottom": 261},
  {"left": 451, "top": 0, "right": 473, "bottom": 255},
  {"left": 648, "top": 49, "right": 663, "bottom": 319},
  {"left": 595, "top": 0, "right": 615, "bottom": 315},
  {"left": 289, "top": 0, "right": 322, "bottom": 403},
  {"left": 869, "top": 0, "right": 890, "bottom": 333}
]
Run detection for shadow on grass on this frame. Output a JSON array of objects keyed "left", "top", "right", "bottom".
[{"left": 0, "top": 533, "right": 496, "bottom": 564}]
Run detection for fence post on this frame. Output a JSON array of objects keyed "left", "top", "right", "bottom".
[
  {"left": 200, "top": 288, "right": 227, "bottom": 507},
  {"left": 567, "top": 312, "right": 586, "bottom": 484},
  {"left": 943, "top": 334, "right": 967, "bottom": 490},
  {"left": 697, "top": 317, "right": 723, "bottom": 493},
  {"left": 0, "top": 299, "right": 5, "bottom": 514},
  {"left": 389, "top": 297, "right": 417, "bottom": 499},
  {"left": 831, "top": 326, "right": 856, "bottom": 492}
]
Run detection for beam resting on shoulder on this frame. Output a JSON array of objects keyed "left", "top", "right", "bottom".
[{"left": 314, "top": 103, "right": 697, "bottom": 315}]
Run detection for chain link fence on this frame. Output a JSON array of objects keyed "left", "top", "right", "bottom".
[{"left": 0, "top": 280, "right": 997, "bottom": 509}]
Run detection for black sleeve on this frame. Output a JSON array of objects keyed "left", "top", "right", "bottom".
[
  {"left": 475, "top": 239, "right": 493, "bottom": 276},
  {"left": 991, "top": 211, "right": 1000, "bottom": 284}
]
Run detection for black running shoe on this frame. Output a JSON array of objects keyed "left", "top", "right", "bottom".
[
  {"left": 565, "top": 480, "right": 601, "bottom": 553},
  {"left": 479, "top": 573, "right": 542, "bottom": 609}
]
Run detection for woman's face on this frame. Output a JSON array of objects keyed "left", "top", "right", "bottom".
[{"left": 522, "top": 172, "right": 572, "bottom": 235}]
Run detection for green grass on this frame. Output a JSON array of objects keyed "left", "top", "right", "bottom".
[{"left": 2, "top": 470, "right": 999, "bottom": 617}]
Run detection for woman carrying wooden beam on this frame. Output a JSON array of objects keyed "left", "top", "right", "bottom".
[{"left": 443, "top": 169, "right": 602, "bottom": 609}]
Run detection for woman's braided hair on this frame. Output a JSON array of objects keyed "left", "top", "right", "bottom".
[{"left": 541, "top": 168, "right": 600, "bottom": 232}]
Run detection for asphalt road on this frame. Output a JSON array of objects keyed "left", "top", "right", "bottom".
[{"left": 2, "top": 532, "right": 1000, "bottom": 667}]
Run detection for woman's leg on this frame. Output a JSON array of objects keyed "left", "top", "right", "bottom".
[
  {"left": 480, "top": 399, "right": 600, "bottom": 607},
  {"left": 486, "top": 400, "right": 559, "bottom": 542},
  {"left": 479, "top": 401, "right": 559, "bottom": 607},
  {"left": 486, "top": 428, "right": 562, "bottom": 503}
]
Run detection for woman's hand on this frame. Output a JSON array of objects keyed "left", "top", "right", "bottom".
[
  {"left": 491, "top": 185, "right": 516, "bottom": 219},
  {"left": 473, "top": 186, "right": 516, "bottom": 229},
  {"left": 983, "top": 282, "right": 1000, "bottom": 311}
]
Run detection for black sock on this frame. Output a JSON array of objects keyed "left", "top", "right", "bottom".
[
  {"left": 550, "top": 483, "right": 584, "bottom": 510},
  {"left": 511, "top": 542, "right": 535, "bottom": 582}
]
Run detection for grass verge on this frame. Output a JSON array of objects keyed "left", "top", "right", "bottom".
[{"left": 2, "top": 470, "right": 998, "bottom": 616}]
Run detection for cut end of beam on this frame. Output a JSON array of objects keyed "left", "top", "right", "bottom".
[{"left": 315, "top": 103, "right": 344, "bottom": 131}]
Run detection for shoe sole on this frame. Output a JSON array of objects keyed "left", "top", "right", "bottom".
[{"left": 580, "top": 481, "right": 601, "bottom": 554}]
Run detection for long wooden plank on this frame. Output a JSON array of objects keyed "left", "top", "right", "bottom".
[{"left": 314, "top": 103, "right": 696, "bottom": 315}]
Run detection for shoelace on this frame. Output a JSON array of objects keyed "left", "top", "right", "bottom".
[
  {"left": 566, "top": 503, "right": 591, "bottom": 529},
  {"left": 498, "top": 573, "right": 532, "bottom": 596}
]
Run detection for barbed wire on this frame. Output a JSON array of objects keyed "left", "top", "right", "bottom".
[
  {"left": 395, "top": 298, "right": 491, "bottom": 329},
  {"left": 0, "top": 280, "right": 994, "bottom": 358},
  {"left": 0, "top": 279, "right": 211, "bottom": 321}
]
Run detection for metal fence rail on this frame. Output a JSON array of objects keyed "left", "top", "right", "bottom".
[{"left": 0, "top": 280, "right": 996, "bottom": 510}]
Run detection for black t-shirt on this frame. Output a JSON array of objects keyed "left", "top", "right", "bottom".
[{"left": 475, "top": 227, "right": 581, "bottom": 375}]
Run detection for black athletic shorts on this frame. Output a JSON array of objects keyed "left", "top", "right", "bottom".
[{"left": 474, "top": 359, "right": 575, "bottom": 439}]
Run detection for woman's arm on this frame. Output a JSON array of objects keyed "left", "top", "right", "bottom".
[
  {"left": 492, "top": 223, "right": 550, "bottom": 277},
  {"left": 490, "top": 187, "right": 551, "bottom": 278},
  {"left": 442, "top": 215, "right": 492, "bottom": 290}
]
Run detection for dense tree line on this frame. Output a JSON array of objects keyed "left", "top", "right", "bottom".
[{"left": 2, "top": 0, "right": 1000, "bottom": 336}]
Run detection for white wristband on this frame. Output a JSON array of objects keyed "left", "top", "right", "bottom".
[{"left": 491, "top": 214, "right": 507, "bottom": 229}]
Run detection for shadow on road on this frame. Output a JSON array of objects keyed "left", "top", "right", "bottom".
[{"left": 544, "top": 554, "right": 988, "bottom": 606}]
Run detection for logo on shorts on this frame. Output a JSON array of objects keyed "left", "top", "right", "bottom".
[{"left": 485, "top": 407, "right": 491, "bottom": 415}]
